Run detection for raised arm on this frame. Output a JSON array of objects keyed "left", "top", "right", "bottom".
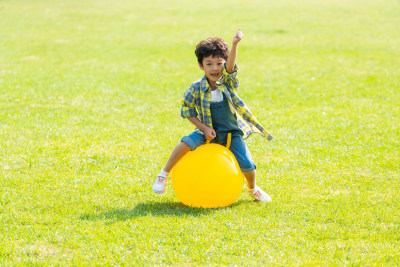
[{"left": 226, "top": 28, "right": 244, "bottom": 74}]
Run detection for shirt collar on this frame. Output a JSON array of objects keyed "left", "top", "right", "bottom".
[{"left": 200, "top": 75, "right": 224, "bottom": 92}]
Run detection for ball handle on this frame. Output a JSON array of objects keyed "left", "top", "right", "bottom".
[
  {"left": 226, "top": 133, "right": 231, "bottom": 149},
  {"left": 205, "top": 133, "right": 231, "bottom": 149}
]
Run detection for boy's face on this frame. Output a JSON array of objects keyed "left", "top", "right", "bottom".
[{"left": 199, "top": 55, "right": 226, "bottom": 84}]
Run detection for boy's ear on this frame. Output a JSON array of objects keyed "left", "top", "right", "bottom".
[{"left": 198, "top": 62, "right": 204, "bottom": 70}]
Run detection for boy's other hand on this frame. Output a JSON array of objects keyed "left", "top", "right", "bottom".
[
  {"left": 233, "top": 28, "right": 243, "bottom": 45},
  {"left": 203, "top": 127, "right": 216, "bottom": 142}
]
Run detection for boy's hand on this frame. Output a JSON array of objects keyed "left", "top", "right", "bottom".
[
  {"left": 203, "top": 126, "right": 216, "bottom": 142},
  {"left": 233, "top": 28, "right": 244, "bottom": 45}
]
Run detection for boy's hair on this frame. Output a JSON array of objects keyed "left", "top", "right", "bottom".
[{"left": 195, "top": 37, "right": 229, "bottom": 65}]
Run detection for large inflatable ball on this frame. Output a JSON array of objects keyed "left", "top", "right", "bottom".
[{"left": 172, "top": 134, "right": 244, "bottom": 208}]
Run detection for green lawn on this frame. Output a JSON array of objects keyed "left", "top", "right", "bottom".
[{"left": 1, "top": 0, "right": 399, "bottom": 265}]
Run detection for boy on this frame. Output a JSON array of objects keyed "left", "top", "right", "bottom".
[{"left": 153, "top": 29, "right": 273, "bottom": 202}]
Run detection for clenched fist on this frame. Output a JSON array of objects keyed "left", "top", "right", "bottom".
[{"left": 233, "top": 28, "right": 244, "bottom": 45}]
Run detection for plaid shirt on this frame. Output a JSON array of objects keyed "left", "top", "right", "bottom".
[{"left": 181, "top": 64, "right": 273, "bottom": 140}]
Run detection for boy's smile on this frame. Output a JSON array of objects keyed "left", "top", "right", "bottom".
[{"left": 199, "top": 55, "right": 226, "bottom": 87}]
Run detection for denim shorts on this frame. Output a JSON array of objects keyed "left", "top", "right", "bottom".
[{"left": 181, "top": 131, "right": 256, "bottom": 173}]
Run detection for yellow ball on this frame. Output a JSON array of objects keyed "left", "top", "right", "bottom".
[{"left": 172, "top": 142, "right": 244, "bottom": 208}]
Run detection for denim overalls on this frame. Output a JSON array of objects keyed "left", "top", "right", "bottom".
[{"left": 181, "top": 94, "right": 256, "bottom": 173}]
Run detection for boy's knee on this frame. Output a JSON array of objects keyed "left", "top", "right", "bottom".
[
  {"left": 181, "top": 137, "right": 195, "bottom": 151},
  {"left": 179, "top": 141, "right": 191, "bottom": 151}
]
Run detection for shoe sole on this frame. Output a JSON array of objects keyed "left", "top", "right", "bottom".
[
  {"left": 152, "top": 186, "right": 166, "bottom": 194},
  {"left": 250, "top": 194, "right": 272, "bottom": 203}
]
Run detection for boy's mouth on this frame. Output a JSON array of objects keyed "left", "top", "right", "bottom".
[{"left": 210, "top": 73, "right": 220, "bottom": 78}]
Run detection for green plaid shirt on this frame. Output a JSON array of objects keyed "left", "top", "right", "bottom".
[{"left": 181, "top": 64, "right": 273, "bottom": 140}]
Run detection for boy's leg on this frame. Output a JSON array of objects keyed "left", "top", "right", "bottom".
[
  {"left": 243, "top": 170, "right": 256, "bottom": 189},
  {"left": 229, "top": 134, "right": 271, "bottom": 202},
  {"left": 227, "top": 134, "right": 256, "bottom": 174},
  {"left": 163, "top": 142, "right": 191, "bottom": 173},
  {"left": 153, "top": 132, "right": 206, "bottom": 194}
]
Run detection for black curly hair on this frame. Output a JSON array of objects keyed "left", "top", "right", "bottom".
[{"left": 195, "top": 37, "right": 229, "bottom": 66}]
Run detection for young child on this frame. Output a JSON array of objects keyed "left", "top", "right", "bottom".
[{"left": 153, "top": 29, "right": 273, "bottom": 202}]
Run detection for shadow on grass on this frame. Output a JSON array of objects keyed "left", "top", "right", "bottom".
[{"left": 80, "top": 200, "right": 252, "bottom": 222}]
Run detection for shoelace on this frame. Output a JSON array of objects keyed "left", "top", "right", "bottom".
[
  {"left": 157, "top": 176, "right": 166, "bottom": 183},
  {"left": 255, "top": 191, "right": 263, "bottom": 198}
]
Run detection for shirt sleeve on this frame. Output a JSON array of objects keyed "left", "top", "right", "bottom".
[
  {"left": 180, "top": 84, "right": 199, "bottom": 119},
  {"left": 222, "top": 63, "right": 240, "bottom": 93}
]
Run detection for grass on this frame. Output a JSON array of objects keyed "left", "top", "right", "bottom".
[{"left": 1, "top": 0, "right": 399, "bottom": 265}]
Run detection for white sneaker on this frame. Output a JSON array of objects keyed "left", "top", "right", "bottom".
[
  {"left": 152, "top": 175, "right": 168, "bottom": 194},
  {"left": 248, "top": 186, "right": 272, "bottom": 202}
]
